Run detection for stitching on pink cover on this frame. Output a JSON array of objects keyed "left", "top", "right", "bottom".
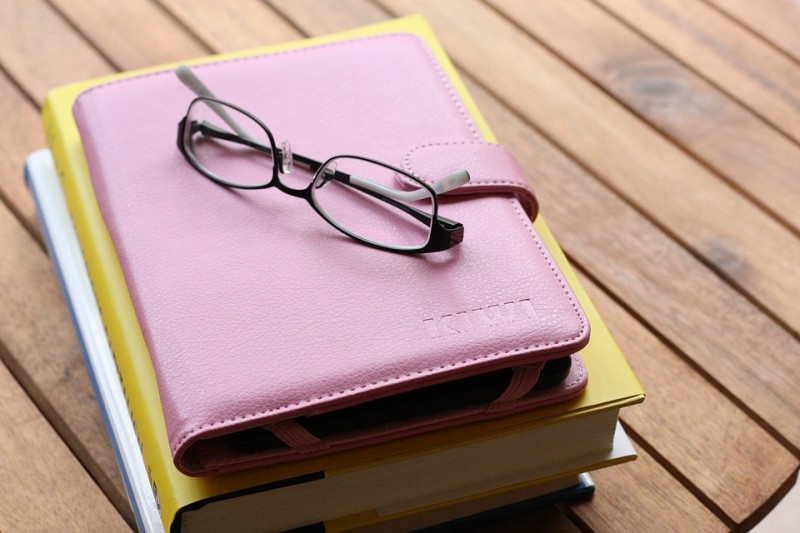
[
  {"left": 76, "top": 33, "right": 480, "bottom": 141},
  {"left": 173, "top": 198, "right": 587, "bottom": 453},
  {"left": 201, "top": 357, "right": 587, "bottom": 469},
  {"left": 403, "top": 141, "right": 530, "bottom": 187},
  {"left": 74, "top": 34, "right": 585, "bottom": 455}
]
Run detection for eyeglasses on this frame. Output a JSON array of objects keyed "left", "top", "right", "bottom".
[{"left": 175, "top": 66, "right": 469, "bottom": 254}]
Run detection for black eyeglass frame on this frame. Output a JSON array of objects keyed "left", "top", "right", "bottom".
[{"left": 177, "top": 96, "right": 464, "bottom": 254}]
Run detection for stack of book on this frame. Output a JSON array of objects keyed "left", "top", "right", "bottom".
[{"left": 30, "top": 16, "right": 644, "bottom": 533}]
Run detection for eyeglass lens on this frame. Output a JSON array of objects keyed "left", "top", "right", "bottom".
[
  {"left": 185, "top": 100, "right": 435, "bottom": 250},
  {"left": 185, "top": 99, "right": 274, "bottom": 187},
  {"left": 312, "top": 156, "right": 434, "bottom": 249}
]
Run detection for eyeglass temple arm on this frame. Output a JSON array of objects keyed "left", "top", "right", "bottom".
[
  {"left": 349, "top": 170, "right": 469, "bottom": 202},
  {"left": 191, "top": 122, "right": 462, "bottom": 233},
  {"left": 176, "top": 65, "right": 255, "bottom": 142},
  {"left": 177, "top": 65, "right": 470, "bottom": 201},
  {"left": 194, "top": 121, "right": 469, "bottom": 204},
  {"left": 339, "top": 174, "right": 464, "bottom": 231}
]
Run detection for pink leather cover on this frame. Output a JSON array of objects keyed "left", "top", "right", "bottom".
[{"left": 73, "top": 33, "right": 590, "bottom": 475}]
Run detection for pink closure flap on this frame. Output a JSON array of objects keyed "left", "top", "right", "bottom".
[{"left": 402, "top": 141, "right": 539, "bottom": 219}]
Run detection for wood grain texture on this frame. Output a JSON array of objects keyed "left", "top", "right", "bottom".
[
  {"left": 462, "top": 74, "right": 800, "bottom": 456},
  {"left": 160, "top": 0, "right": 300, "bottom": 53},
  {"left": 476, "top": 0, "right": 800, "bottom": 337},
  {"left": 0, "top": 325, "right": 128, "bottom": 531},
  {"left": 569, "top": 445, "right": 727, "bottom": 532},
  {"left": 0, "top": 72, "right": 44, "bottom": 240},
  {"left": 0, "top": 0, "right": 112, "bottom": 105},
  {"left": 580, "top": 272, "right": 798, "bottom": 527},
  {"left": 490, "top": 0, "right": 800, "bottom": 236},
  {"left": 596, "top": 0, "right": 800, "bottom": 146},
  {"left": 706, "top": 0, "right": 800, "bottom": 63},
  {"left": 0, "top": 198, "right": 131, "bottom": 523},
  {"left": 48, "top": 0, "right": 207, "bottom": 71},
  {"left": 268, "top": 0, "right": 389, "bottom": 34}
]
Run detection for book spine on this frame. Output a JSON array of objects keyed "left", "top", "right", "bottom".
[{"left": 43, "top": 91, "right": 182, "bottom": 530}]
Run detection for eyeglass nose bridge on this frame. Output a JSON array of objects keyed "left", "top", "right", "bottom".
[{"left": 280, "top": 140, "right": 293, "bottom": 174}]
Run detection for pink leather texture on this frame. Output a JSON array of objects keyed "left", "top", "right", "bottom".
[
  {"left": 402, "top": 141, "right": 539, "bottom": 219},
  {"left": 73, "top": 33, "right": 590, "bottom": 475}
]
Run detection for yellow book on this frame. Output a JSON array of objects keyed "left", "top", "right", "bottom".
[{"left": 43, "top": 16, "right": 644, "bottom": 532}]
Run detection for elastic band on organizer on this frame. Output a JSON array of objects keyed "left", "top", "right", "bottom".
[
  {"left": 485, "top": 363, "right": 545, "bottom": 414},
  {"left": 268, "top": 419, "right": 330, "bottom": 454}
]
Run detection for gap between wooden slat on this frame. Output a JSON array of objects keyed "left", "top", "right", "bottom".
[
  {"left": 472, "top": 1, "right": 800, "bottom": 340},
  {"left": 703, "top": 0, "right": 800, "bottom": 63},
  {"left": 47, "top": 0, "right": 209, "bottom": 72},
  {"left": 575, "top": 262, "right": 798, "bottom": 525},
  {"left": 0, "top": 203, "right": 133, "bottom": 524},
  {"left": 0, "top": 355, "right": 130, "bottom": 531},
  {"left": 591, "top": 0, "right": 800, "bottom": 150},
  {"left": 488, "top": 0, "right": 800, "bottom": 236}
]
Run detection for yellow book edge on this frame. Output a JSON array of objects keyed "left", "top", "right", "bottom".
[{"left": 42, "top": 15, "right": 644, "bottom": 529}]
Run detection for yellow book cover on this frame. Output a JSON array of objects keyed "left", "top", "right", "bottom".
[{"left": 42, "top": 16, "right": 643, "bottom": 531}]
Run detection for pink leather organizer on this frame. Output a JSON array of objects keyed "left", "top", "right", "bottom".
[{"left": 73, "top": 33, "right": 590, "bottom": 475}]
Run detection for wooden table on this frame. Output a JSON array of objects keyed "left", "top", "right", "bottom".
[{"left": 1, "top": 1, "right": 798, "bottom": 531}]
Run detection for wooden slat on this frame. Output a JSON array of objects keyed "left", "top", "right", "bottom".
[
  {"left": 0, "top": 0, "right": 112, "bottom": 105},
  {"left": 0, "top": 356, "right": 130, "bottom": 531},
  {"left": 464, "top": 0, "right": 800, "bottom": 336},
  {"left": 706, "top": 0, "right": 800, "bottom": 64},
  {"left": 466, "top": 75, "right": 800, "bottom": 527},
  {"left": 0, "top": 196, "right": 131, "bottom": 522},
  {"left": 490, "top": 0, "right": 800, "bottom": 236},
  {"left": 596, "top": 0, "right": 800, "bottom": 146},
  {"left": 580, "top": 272, "right": 798, "bottom": 527},
  {"left": 568, "top": 445, "right": 727, "bottom": 532},
  {"left": 0, "top": 357, "right": 129, "bottom": 531},
  {"left": 462, "top": 69, "right": 800, "bottom": 447},
  {"left": 48, "top": 0, "right": 207, "bottom": 70},
  {"left": 268, "top": 0, "right": 388, "bottom": 34},
  {"left": 0, "top": 72, "right": 44, "bottom": 239},
  {"left": 160, "top": 0, "right": 300, "bottom": 53}
]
